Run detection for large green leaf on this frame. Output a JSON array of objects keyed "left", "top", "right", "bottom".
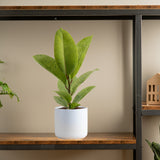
[
  {"left": 73, "top": 86, "right": 95, "bottom": 103},
  {"left": 71, "top": 36, "right": 92, "bottom": 78},
  {"left": 71, "top": 69, "right": 98, "bottom": 95},
  {"left": 54, "top": 29, "right": 65, "bottom": 73},
  {"left": 33, "top": 54, "right": 66, "bottom": 84},
  {"left": 54, "top": 28, "right": 78, "bottom": 75},
  {"left": 54, "top": 96, "right": 68, "bottom": 107},
  {"left": 55, "top": 91, "right": 72, "bottom": 103},
  {"left": 58, "top": 80, "right": 68, "bottom": 93}
]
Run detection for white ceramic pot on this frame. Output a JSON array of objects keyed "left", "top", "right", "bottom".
[{"left": 55, "top": 106, "right": 88, "bottom": 139}]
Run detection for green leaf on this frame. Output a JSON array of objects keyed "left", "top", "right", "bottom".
[
  {"left": 70, "top": 103, "right": 80, "bottom": 109},
  {"left": 0, "top": 100, "right": 2, "bottom": 108},
  {"left": 0, "top": 81, "right": 19, "bottom": 102},
  {"left": 54, "top": 96, "right": 68, "bottom": 107},
  {"left": 146, "top": 140, "right": 160, "bottom": 160},
  {"left": 57, "top": 80, "right": 68, "bottom": 93},
  {"left": 0, "top": 60, "right": 4, "bottom": 63},
  {"left": 33, "top": 54, "right": 66, "bottom": 84},
  {"left": 146, "top": 139, "right": 152, "bottom": 149},
  {"left": 55, "top": 91, "right": 72, "bottom": 103},
  {"left": 54, "top": 28, "right": 78, "bottom": 75},
  {"left": 73, "top": 86, "right": 95, "bottom": 103},
  {"left": 0, "top": 82, "right": 12, "bottom": 93},
  {"left": 11, "top": 93, "right": 20, "bottom": 102},
  {"left": 146, "top": 139, "right": 155, "bottom": 154},
  {"left": 154, "top": 147, "right": 160, "bottom": 160},
  {"left": 155, "top": 155, "right": 160, "bottom": 160},
  {"left": 153, "top": 142, "right": 160, "bottom": 158},
  {"left": 71, "top": 69, "right": 98, "bottom": 95},
  {"left": 54, "top": 29, "right": 65, "bottom": 73},
  {"left": 71, "top": 36, "right": 93, "bottom": 78}
]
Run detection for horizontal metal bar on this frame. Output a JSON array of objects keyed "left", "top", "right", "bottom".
[
  {"left": 2, "top": 10, "right": 160, "bottom": 20},
  {"left": 0, "top": 9, "right": 160, "bottom": 18},
  {"left": 0, "top": 10, "right": 135, "bottom": 17},
  {"left": 0, "top": 144, "right": 136, "bottom": 150},
  {"left": 0, "top": 16, "right": 134, "bottom": 21},
  {"left": 142, "top": 16, "right": 160, "bottom": 20},
  {"left": 142, "top": 110, "right": 160, "bottom": 116}
]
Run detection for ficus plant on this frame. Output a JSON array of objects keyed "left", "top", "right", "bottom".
[
  {"left": 146, "top": 127, "right": 160, "bottom": 160},
  {"left": 34, "top": 28, "right": 98, "bottom": 109},
  {"left": 0, "top": 60, "right": 19, "bottom": 107}
]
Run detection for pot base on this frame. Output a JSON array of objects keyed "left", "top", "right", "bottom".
[{"left": 55, "top": 134, "right": 88, "bottom": 139}]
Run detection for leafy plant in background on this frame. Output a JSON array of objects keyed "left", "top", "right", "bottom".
[
  {"left": 146, "top": 127, "right": 160, "bottom": 160},
  {"left": 34, "top": 28, "right": 98, "bottom": 109},
  {"left": 0, "top": 60, "right": 19, "bottom": 107}
]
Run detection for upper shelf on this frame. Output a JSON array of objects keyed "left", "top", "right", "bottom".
[
  {"left": 0, "top": 5, "right": 160, "bottom": 10},
  {"left": 0, "top": 133, "right": 136, "bottom": 150},
  {"left": 0, "top": 5, "right": 160, "bottom": 20}
]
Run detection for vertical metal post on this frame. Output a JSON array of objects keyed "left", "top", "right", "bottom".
[{"left": 133, "top": 14, "right": 142, "bottom": 160}]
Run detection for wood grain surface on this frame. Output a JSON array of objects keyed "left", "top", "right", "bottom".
[
  {"left": 0, "top": 5, "right": 160, "bottom": 10},
  {"left": 0, "top": 133, "right": 136, "bottom": 145},
  {"left": 142, "top": 102, "right": 160, "bottom": 110}
]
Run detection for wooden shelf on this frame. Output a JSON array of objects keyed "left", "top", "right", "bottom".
[
  {"left": 142, "top": 102, "right": 160, "bottom": 116},
  {"left": 0, "top": 133, "right": 136, "bottom": 150},
  {"left": 0, "top": 5, "right": 160, "bottom": 10},
  {"left": 142, "top": 102, "right": 160, "bottom": 110},
  {"left": 0, "top": 133, "right": 136, "bottom": 145}
]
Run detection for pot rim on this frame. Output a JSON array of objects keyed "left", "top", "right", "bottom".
[{"left": 55, "top": 106, "right": 87, "bottom": 111}]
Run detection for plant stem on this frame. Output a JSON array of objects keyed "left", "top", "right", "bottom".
[
  {"left": 66, "top": 75, "right": 72, "bottom": 109},
  {"left": 68, "top": 80, "right": 71, "bottom": 94},
  {"left": 66, "top": 76, "right": 71, "bottom": 94}
]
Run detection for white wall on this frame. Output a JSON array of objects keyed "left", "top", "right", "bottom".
[{"left": 0, "top": 1, "right": 160, "bottom": 160}]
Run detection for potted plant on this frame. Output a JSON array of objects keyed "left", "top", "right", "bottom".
[
  {"left": 33, "top": 28, "right": 97, "bottom": 139},
  {"left": 0, "top": 60, "right": 19, "bottom": 107},
  {"left": 146, "top": 128, "right": 160, "bottom": 160}
]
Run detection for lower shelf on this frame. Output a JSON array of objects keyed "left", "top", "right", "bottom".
[{"left": 0, "top": 133, "right": 136, "bottom": 150}]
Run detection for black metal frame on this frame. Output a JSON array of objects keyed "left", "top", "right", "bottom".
[
  {"left": 0, "top": 144, "right": 136, "bottom": 150},
  {"left": 1, "top": 7, "right": 160, "bottom": 160},
  {"left": 142, "top": 110, "right": 160, "bottom": 116},
  {"left": 1, "top": 9, "right": 160, "bottom": 19},
  {"left": 133, "top": 14, "right": 142, "bottom": 160}
]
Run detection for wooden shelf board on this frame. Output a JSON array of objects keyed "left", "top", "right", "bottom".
[
  {"left": 0, "top": 5, "right": 160, "bottom": 10},
  {"left": 0, "top": 133, "right": 136, "bottom": 145},
  {"left": 142, "top": 102, "right": 160, "bottom": 110}
]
